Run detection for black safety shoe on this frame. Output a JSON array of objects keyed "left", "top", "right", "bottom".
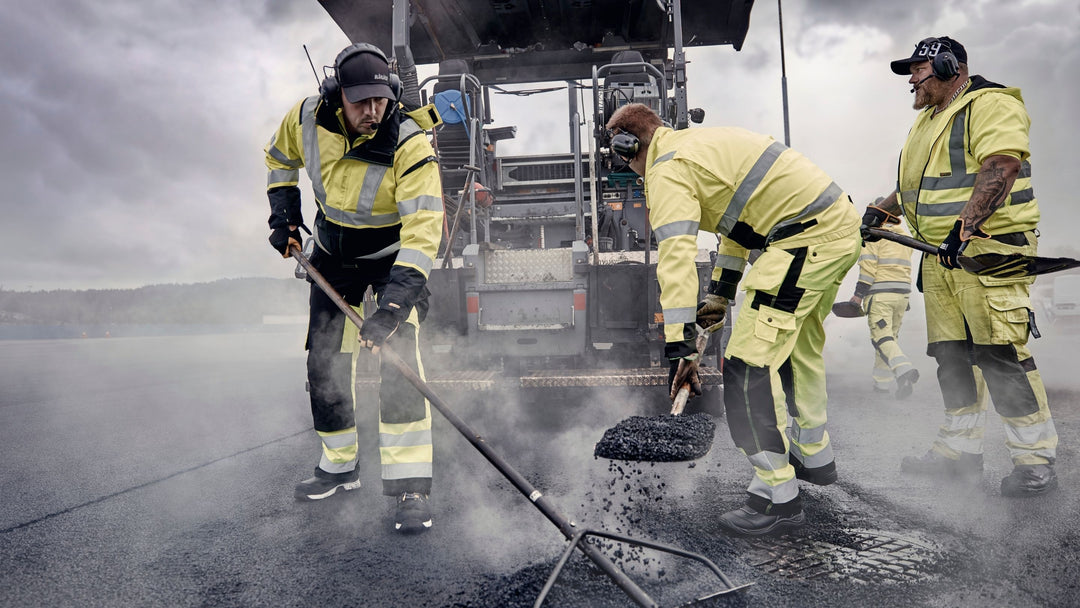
[
  {"left": 895, "top": 369, "right": 920, "bottom": 400},
  {"left": 294, "top": 465, "right": 361, "bottom": 501},
  {"left": 718, "top": 506, "right": 805, "bottom": 536},
  {"left": 395, "top": 492, "right": 433, "bottom": 534},
  {"left": 900, "top": 450, "right": 983, "bottom": 478},
  {"left": 790, "top": 454, "right": 837, "bottom": 486},
  {"left": 1001, "top": 464, "right": 1058, "bottom": 497}
]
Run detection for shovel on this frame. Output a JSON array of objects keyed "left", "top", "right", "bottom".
[
  {"left": 669, "top": 330, "right": 710, "bottom": 415},
  {"left": 286, "top": 243, "right": 749, "bottom": 607},
  {"left": 867, "top": 227, "right": 1080, "bottom": 278}
]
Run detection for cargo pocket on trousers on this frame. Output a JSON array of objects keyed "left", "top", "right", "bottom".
[
  {"left": 753, "top": 306, "right": 797, "bottom": 344},
  {"left": 987, "top": 295, "right": 1030, "bottom": 344}
]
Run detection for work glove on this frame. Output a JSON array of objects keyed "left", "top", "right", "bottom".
[
  {"left": 696, "top": 294, "right": 728, "bottom": 334},
  {"left": 668, "top": 355, "right": 703, "bottom": 402},
  {"left": 859, "top": 206, "right": 896, "bottom": 242},
  {"left": 938, "top": 219, "right": 990, "bottom": 269},
  {"left": 359, "top": 306, "right": 403, "bottom": 354},
  {"left": 269, "top": 225, "right": 302, "bottom": 258}
]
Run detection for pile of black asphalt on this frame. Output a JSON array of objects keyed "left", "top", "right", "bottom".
[{"left": 594, "top": 412, "right": 716, "bottom": 461}]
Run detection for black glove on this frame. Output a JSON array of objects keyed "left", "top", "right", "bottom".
[
  {"left": 860, "top": 206, "right": 894, "bottom": 242},
  {"left": 668, "top": 356, "right": 703, "bottom": 401},
  {"left": 269, "top": 226, "right": 302, "bottom": 257},
  {"left": 937, "top": 220, "right": 967, "bottom": 269},
  {"left": 359, "top": 307, "right": 402, "bottom": 350}
]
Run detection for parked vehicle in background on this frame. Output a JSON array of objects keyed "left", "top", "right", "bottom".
[{"left": 316, "top": 0, "right": 756, "bottom": 405}]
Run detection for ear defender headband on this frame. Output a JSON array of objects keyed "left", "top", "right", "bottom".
[
  {"left": 320, "top": 43, "right": 402, "bottom": 109},
  {"left": 610, "top": 131, "right": 640, "bottom": 162},
  {"left": 918, "top": 37, "right": 960, "bottom": 80}
]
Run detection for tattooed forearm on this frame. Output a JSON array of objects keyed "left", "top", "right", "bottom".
[
  {"left": 959, "top": 155, "right": 1021, "bottom": 239},
  {"left": 875, "top": 191, "right": 903, "bottom": 216}
]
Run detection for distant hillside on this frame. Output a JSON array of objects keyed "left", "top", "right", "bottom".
[{"left": 0, "top": 277, "right": 309, "bottom": 325}]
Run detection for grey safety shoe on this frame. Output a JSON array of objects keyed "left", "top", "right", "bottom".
[
  {"left": 294, "top": 465, "right": 361, "bottom": 501},
  {"left": 1001, "top": 464, "right": 1058, "bottom": 497},
  {"left": 395, "top": 492, "right": 433, "bottom": 533},
  {"left": 895, "top": 369, "right": 920, "bottom": 400},
  {"left": 900, "top": 450, "right": 982, "bottom": 477},
  {"left": 717, "top": 506, "right": 805, "bottom": 536}
]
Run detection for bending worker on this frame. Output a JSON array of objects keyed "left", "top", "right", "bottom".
[
  {"left": 607, "top": 103, "right": 861, "bottom": 536},
  {"left": 263, "top": 42, "right": 444, "bottom": 532},
  {"left": 861, "top": 36, "right": 1058, "bottom": 495},
  {"left": 847, "top": 210, "right": 919, "bottom": 399}
]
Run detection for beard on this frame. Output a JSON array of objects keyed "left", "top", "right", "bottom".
[{"left": 912, "top": 86, "right": 932, "bottom": 110}]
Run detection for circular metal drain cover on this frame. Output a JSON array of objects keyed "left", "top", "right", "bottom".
[{"left": 740, "top": 529, "right": 941, "bottom": 583}]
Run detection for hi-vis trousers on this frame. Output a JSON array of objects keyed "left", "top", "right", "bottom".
[
  {"left": 921, "top": 230, "right": 1057, "bottom": 466},
  {"left": 305, "top": 250, "right": 433, "bottom": 496},
  {"left": 866, "top": 292, "right": 914, "bottom": 389},
  {"left": 723, "top": 230, "right": 860, "bottom": 515}
]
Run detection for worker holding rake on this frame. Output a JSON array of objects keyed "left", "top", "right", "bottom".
[{"left": 607, "top": 103, "right": 861, "bottom": 535}]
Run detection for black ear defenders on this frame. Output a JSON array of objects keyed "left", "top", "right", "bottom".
[
  {"left": 610, "top": 131, "right": 640, "bottom": 162},
  {"left": 920, "top": 37, "right": 960, "bottom": 80},
  {"left": 319, "top": 43, "right": 402, "bottom": 110}
]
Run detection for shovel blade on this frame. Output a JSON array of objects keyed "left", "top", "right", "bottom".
[{"left": 962, "top": 253, "right": 1080, "bottom": 278}]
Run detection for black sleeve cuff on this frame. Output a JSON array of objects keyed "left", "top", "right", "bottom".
[
  {"left": 664, "top": 338, "right": 697, "bottom": 360},
  {"left": 708, "top": 270, "right": 741, "bottom": 299},
  {"left": 853, "top": 281, "right": 871, "bottom": 298},
  {"left": 268, "top": 186, "right": 303, "bottom": 229},
  {"left": 380, "top": 266, "right": 428, "bottom": 321}
]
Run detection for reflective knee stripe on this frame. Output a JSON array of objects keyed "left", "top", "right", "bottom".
[
  {"left": 937, "top": 409, "right": 987, "bottom": 455},
  {"left": 317, "top": 427, "right": 359, "bottom": 472},
  {"left": 788, "top": 422, "right": 833, "bottom": 467},
  {"left": 747, "top": 450, "right": 789, "bottom": 471},
  {"left": 745, "top": 449, "right": 799, "bottom": 506},
  {"left": 1002, "top": 415, "right": 1057, "bottom": 464},
  {"left": 748, "top": 474, "right": 799, "bottom": 505}
]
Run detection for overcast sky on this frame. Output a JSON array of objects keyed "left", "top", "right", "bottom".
[{"left": 1, "top": 0, "right": 1077, "bottom": 291}]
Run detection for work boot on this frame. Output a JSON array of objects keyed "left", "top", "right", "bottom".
[
  {"left": 1001, "top": 464, "right": 1058, "bottom": 497},
  {"left": 717, "top": 505, "right": 805, "bottom": 536},
  {"left": 294, "top": 465, "right": 361, "bottom": 501},
  {"left": 900, "top": 450, "right": 982, "bottom": 478},
  {"left": 895, "top": 369, "right": 920, "bottom": 400},
  {"left": 395, "top": 492, "right": 433, "bottom": 534},
  {"left": 790, "top": 453, "right": 837, "bottom": 486}
]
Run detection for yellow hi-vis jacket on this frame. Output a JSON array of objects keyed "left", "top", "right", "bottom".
[
  {"left": 898, "top": 76, "right": 1039, "bottom": 244},
  {"left": 264, "top": 96, "right": 443, "bottom": 310},
  {"left": 643, "top": 126, "right": 859, "bottom": 356},
  {"left": 854, "top": 222, "right": 913, "bottom": 299}
]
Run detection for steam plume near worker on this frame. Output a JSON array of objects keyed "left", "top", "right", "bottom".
[{"left": 0, "top": 1, "right": 1075, "bottom": 290}]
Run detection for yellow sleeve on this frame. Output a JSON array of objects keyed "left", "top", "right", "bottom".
[
  {"left": 264, "top": 99, "right": 306, "bottom": 188},
  {"left": 646, "top": 163, "right": 702, "bottom": 350},
  {"left": 393, "top": 131, "right": 444, "bottom": 279}
]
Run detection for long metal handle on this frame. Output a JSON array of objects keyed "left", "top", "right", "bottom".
[
  {"left": 286, "top": 244, "right": 659, "bottom": 608},
  {"left": 866, "top": 227, "right": 937, "bottom": 255}
]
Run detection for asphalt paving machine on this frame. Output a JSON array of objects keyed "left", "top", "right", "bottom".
[{"left": 318, "top": 0, "right": 754, "bottom": 397}]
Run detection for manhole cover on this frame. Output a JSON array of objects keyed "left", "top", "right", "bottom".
[{"left": 740, "top": 529, "right": 941, "bottom": 583}]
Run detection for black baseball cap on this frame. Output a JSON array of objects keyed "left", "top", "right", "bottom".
[
  {"left": 890, "top": 36, "right": 967, "bottom": 75},
  {"left": 338, "top": 48, "right": 395, "bottom": 103}
]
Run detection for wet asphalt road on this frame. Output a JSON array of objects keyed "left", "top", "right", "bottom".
[{"left": 2, "top": 323, "right": 1079, "bottom": 607}]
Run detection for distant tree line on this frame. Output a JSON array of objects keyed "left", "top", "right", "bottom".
[{"left": 0, "top": 278, "right": 309, "bottom": 325}]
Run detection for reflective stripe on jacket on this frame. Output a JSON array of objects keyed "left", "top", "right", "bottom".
[
  {"left": 855, "top": 223, "right": 912, "bottom": 297},
  {"left": 264, "top": 96, "right": 443, "bottom": 280},
  {"left": 898, "top": 76, "right": 1038, "bottom": 244},
  {"left": 643, "top": 126, "right": 858, "bottom": 352}
]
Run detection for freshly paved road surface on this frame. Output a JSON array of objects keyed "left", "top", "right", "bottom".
[{"left": 2, "top": 322, "right": 1078, "bottom": 607}]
